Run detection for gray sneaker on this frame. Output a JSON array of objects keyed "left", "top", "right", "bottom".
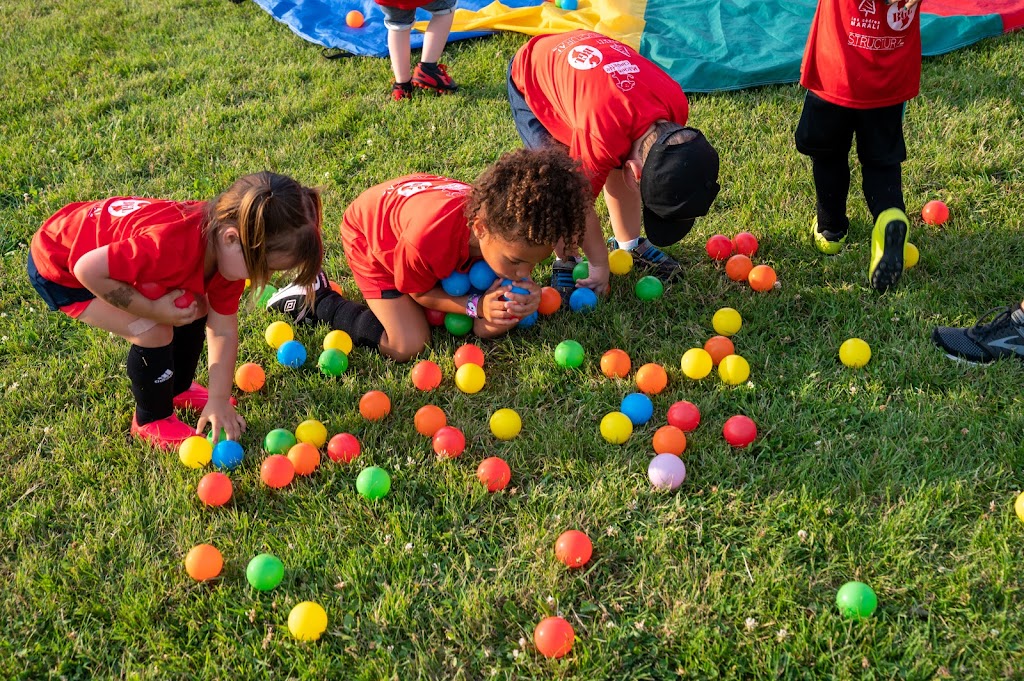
[
  {"left": 931, "top": 305, "right": 1024, "bottom": 364},
  {"left": 609, "top": 237, "right": 684, "bottom": 283}
]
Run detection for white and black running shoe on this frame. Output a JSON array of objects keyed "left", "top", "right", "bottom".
[
  {"left": 266, "top": 271, "right": 329, "bottom": 324},
  {"left": 932, "top": 305, "right": 1024, "bottom": 364}
]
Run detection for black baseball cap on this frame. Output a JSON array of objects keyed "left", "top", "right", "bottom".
[{"left": 640, "top": 126, "right": 721, "bottom": 247}]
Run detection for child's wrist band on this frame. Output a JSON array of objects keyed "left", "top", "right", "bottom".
[{"left": 466, "top": 294, "right": 481, "bottom": 319}]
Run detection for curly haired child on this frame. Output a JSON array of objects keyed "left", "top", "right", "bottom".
[{"left": 28, "top": 172, "right": 323, "bottom": 449}]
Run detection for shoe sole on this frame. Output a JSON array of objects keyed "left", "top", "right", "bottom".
[
  {"left": 869, "top": 208, "right": 908, "bottom": 293},
  {"left": 811, "top": 218, "right": 846, "bottom": 255},
  {"left": 411, "top": 82, "right": 458, "bottom": 95}
]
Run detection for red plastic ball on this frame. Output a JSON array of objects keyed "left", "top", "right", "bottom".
[
  {"left": 261, "top": 455, "right": 295, "bottom": 488},
  {"left": 410, "top": 360, "right": 442, "bottom": 391},
  {"left": 476, "top": 456, "right": 511, "bottom": 492},
  {"left": 722, "top": 415, "right": 757, "bottom": 448},
  {"left": 705, "top": 234, "right": 734, "bottom": 260},
  {"left": 554, "top": 530, "right": 593, "bottom": 568},
  {"left": 921, "top": 200, "right": 949, "bottom": 225},
  {"left": 327, "top": 433, "right": 361, "bottom": 463},
  {"left": 667, "top": 401, "right": 701, "bottom": 432},
  {"left": 197, "top": 471, "right": 233, "bottom": 506},
  {"left": 538, "top": 287, "right": 562, "bottom": 315},
  {"left": 534, "top": 616, "right": 575, "bottom": 658},
  {"left": 453, "top": 344, "right": 485, "bottom": 368},
  {"left": 432, "top": 426, "right": 466, "bottom": 458},
  {"left": 733, "top": 231, "right": 759, "bottom": 256},
  {"left": 425, "top": 308, "right": 446, "bottom": 326}
]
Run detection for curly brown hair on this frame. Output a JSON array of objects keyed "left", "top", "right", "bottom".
[{"left": 464, "top": 147, "right": 590, "bottom": 252}]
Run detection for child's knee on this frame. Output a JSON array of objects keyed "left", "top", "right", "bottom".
[
  {"left": 473, "top": 319, "right": 511, "bottom": 340},
  {"left": 132, "top": 323, "right": 174, "bottom": 348},
  {"left": 380, "top": 327, "right": 429, "bottom": 363}
]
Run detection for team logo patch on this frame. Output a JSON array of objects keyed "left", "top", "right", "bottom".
[
  {"left": 887, "top": 1, "right": 916, "bottom": 30},
  {"left": 566, "top": 45, "right": 603, "bottom": 70},
  {"left": 108, "top": 199, "right": 151, "bottom": 217}
]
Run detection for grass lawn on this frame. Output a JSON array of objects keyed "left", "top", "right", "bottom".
[{"left": 2, "top": 0, "right": 1024, "bottom": 677}]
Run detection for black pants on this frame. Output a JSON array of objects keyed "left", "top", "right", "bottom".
[{"left": 795, "top": 91, "right": 907, "bottom": 233}]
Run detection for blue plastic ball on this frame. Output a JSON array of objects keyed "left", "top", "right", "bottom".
[
  {"left": 212, "top": 440, "right": 245, "bottom": 470},
  {"left": 499, "top": 279, "right": 531, "bottom": 297},
  {"left": 276, "top": 340, "right": 307, "bottom": 368},
  {"left": 469, "top": 260, "right": 497, "bottom": 292},
  {"left": 441, "top": 271, "right": 471, "bottom": 296},
  {"left": 561, "top": 0, "right": 578, "bottom": 9},
  {"left": 620, "top": 392, "right": 654, "bottom": 425},
  {"left": 569, "top": 287, "right": 598, "bottom": 312},
  {"left": 517, "top": 311, "right": 539, "bottom": 328}
]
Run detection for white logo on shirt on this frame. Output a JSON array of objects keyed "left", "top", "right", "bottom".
[
  {"left": 108, "top": 199, "right": 151, "bottom": 217},
  {"left": 433, "top": 182, "right": 471, "bottom": 195},
  {"left": 858, "top": 0, "right": 876, "bottom": 16},
  {"left": 566, "top": 45, "right": 603, "bottom": 70},
  {"left": 887, "top": 2, "right": 916, "bottom": 30},
  {"left": 395, "top": 181, "right": 434, "bottom": 197}
]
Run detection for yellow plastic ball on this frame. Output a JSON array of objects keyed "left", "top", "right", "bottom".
[
  {"left": 265, "top": 321, "right": 294, "bottom": 349},
  {"left": 600, "top": 411, "right": 633, "bottom": 444},
  {"left": 295, "top": 419, "right": 328, "bottom": 448},
  {"left": 839, "top": 338, "right": 872, "bottom": 368},
  {"left": 718, "top": 354, "right": 751, "bottom": 385},
  {"left": 288, "top": 601, "right": 328, "bottom": 641},
  {"left": 490, "top": 408, "right": 522, "bottom": 440},
  {"left": 323, "top": 330, "right": 353, "bottom": 354},
  {"left": 1015, "top": 492, "right": 1024, "bottom": 523},
  {"left": 455, "top": 363, "right": 486, "bottom": 394},
  {"left": 608, "top": 249, "right": 633, "bottom": 276},
  {"left": 904, "top": 242, "right": 919, "bottom": 270},
  {"left": 178, "top": 436, "right": 212, "bottom": 469},
  {"left": 680, "top": 348, "right": 713, "bottom": 380},
  {"left": 712, "top": 307, "right": 742, "bottom": 336}
]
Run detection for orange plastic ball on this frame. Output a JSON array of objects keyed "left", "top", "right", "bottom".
[
  {"left": 703, "top": 335, "right": 736, "bottom": 366},
  {"left": 554, "top": 529, "right": 593, "bottom": 568},
  {"left": 476, "top": 456, "right": 511, "bottom": 492},
  {"left": 652, "top": 425, "right": 687, "bottom": 456},
  {"left": 410, "top": 360, "right": 442, "bottom": 391},
  {"left": 748, "top": 265, "right": 777, "bottom": 292},
  {"left": 287, "top": 443, "right": 320, "bottom": 476},
  {"left": 600, "top": 349, "right": 631, "bottom": 379},
  {"left": 453, "top": 344, "right": 485, "bottom": 368},
  {"left": 359, "top": 390, "right": 391, "bottom": 421},
  {"left": 345, "top": 9, "right": 364, "bottom": 28},
  {"left": 538, "top": 286, "right": 562, "bottom": 315},
  {"left": 234, "top": 362, "right": 266, "bottom": 392},
  {"left": 414, "top": 404, "right": 447, "bottom": 437},
  {"left": 329, "top": 280, "right": 343, "bottom": 294},
  {"left": 184, "top": 544, "right": 223, "bottom": 581},
  {"left": 261, "top": 454, "right": 295, "bottom": 489},
  {"left": 534, "top": 616, "right": 575, "bottom": 658},
  {"left": 725, "top": 254, "right": 753, "bottom": 282},
  {"left": 196, "top": 471, "right": 232, "bottom": 507},
  {"left": 635, "top": 363, "right": 668, "bottom": 395}
]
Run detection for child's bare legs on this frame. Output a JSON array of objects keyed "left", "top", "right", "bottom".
[
  {"left": 421, "top": 12, "right": 454, "bottom": 63},
  {"left": 366, "top": 295, "right": 430, "bottom": 363},
  {"left": 387, "top": 28, "right": 412, "bottom": 83}
]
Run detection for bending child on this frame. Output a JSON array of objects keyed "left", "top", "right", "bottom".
[{"left": 28, "top": 172, "right": 323, "bottom": 449}]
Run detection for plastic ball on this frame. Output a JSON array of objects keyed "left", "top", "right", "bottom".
[
  {"left": 444, "top": 313, "right": 474, "bottom": 336},
  {"left": 534, "top": 616, "right": 574, "bottom": 658},
  {"left": 317, "top": 348, "right": 348, "bottom": 376},
  {"left": 477, "top": 456, "right": 512, "bottom": 492},
  {"left": 261, "top": 454, "right": 295, "bottom": 488},
  {"left": 718, "top": 354, "right": 751, "bottom": 385},
  {"left": 635, "top": 275, "right": 664, "bottom": 300},
  {"left": 295, "top": 419, "right": 327, "bottom": 448},
  {"left": 329, "top": 280, "right": 343, "bottom": 294},
  {"left": 555, "top": 530, "right": 592, "bottom": 568},
  {"left": 836, "top": 581, "right": 878, "bottom": 619},
  {"left": 725, "top": 254, "right": 753, "bottom": 282},
  {"left": 441, "top": 271, "right": 471, "bottom": 296},
  {"left": 600, "top": 411, "right": 633, "bottom": 444},
  {"left": 184, "top": 544, "right": 223, "bottom": 581},
  {"left": 288, "top": 443, "right": 320, "bottom": 476},
  {"left": 561, "top": 0, "right": 578, "bottom": 9},
  {"left": 234, "top": 362, "right": 266, "bottom": 392},
  {"left": 554, "top": 340, "right": 585, "bottom": 368},
  {"left": 839, "top": 338, "right": 872, "bottom": 368},
  {"left": 254, "top": 283, "right": 276, "bottom": 307},
  {"left": 538, "top": 287, "right": 562, "bottom": 315},
  {"left": 277, "top": 340, "right": 307, "bottom": 368},
  {"left": 356, "top": 466, "right": 391, "bottom": 500},
  {"left": 680, "top": 348, "right": 713, "bottom": 380},
  {"left": 359, "top": 390, "right": 391, "bottom": 420},
  {"left": 246, "top": 553, "right": 285, "bottom": 592},
  {"left": 345, "top": 9, "right": 364, "bottom": 28},
  {"left": 454, "top": 343, "right": 485, "bottom": 368},
  {"left": 608, "top": 248, "right": 633, "bottom": 275},
  {"left": 636, "top": 363, "right": 668, "bottom": 395},
  {"left": 264, "top": 428, "right": 296, "bottom": 454},
  {"left": 516, "top": 311, "right": 539, "bottom": 329},
  {"left": 723, "top": 415, "right": 757, "bottom": 448},
  {"left": 455, "top": 362, "right": 486, "bottom": 394},
  {"left": 211, "top": 440, "right": 244, "bottom": 470},
  {"left": 572, "top": 260, "right": 589, "bottom": 281},
  {"left": 904, "top": 242, "right": 919, "bottom": 269},
  {"left": 425, "top": 308, "right": 446, "bottom": 326},
  {"left": 712, "top": 307, "right": 742, "bottom": 336},
  {"left": 652, "top": 425, "right": 686, "bottom": 456},
  {"left": 1015, "top": 491, "right": 1024, "bottom": 523},
  {"left": 748, "top": 265, "right": 777, "bottom": 292},
  {"left": 469, "top": 260, "right": 497, "bottom": 291},
  {"left": 179, "top": 435, "right": 213, "bottom": 469},
  {"left": 288, "top": 601, "right": 328, "bottom": 641},
  {"left": 414, "top": 405, "right": 447, "bottom": 437},
  {"left": 196, "top": 471, "right": 232, "bottom": 506},
  {"left": 706, "top": 234, "right": 734, "bottom": 260},
  {"left": 733, "top": 231, "right": 759, "bottom": 256},
  {"left": 264, "top": 321, "right": 293, "bottom": 349},
  {"left": 620, "top": 393, "right": 654, "bottom": 426},
  {"left": 922, "top": 200, "right": 949, "bottom": 226},
  {"left": 703, "top": 335, "right": 735, "bottom": 366},
  {"left": 648, "top": 453, "right": 687, "bottom": 490},
  {"left": 667, "top": 401, "right": 700, "bottom": 432},
  {"left": 490, "top": 408, "right": 522, "bottom": 440},
  {"left": 432, "top": 426, "right": 466, "bottom": 458},
  {"left": 569, "top": 287, "right": 598, "bottom": 312},
  {"left": 327, "top": 433, "right": 360, "bottom": 463},
  {"left": 323, "top": 330, "right": 353, "bottom": 354},
  {"left": 600, "top": 349, "right": 631, "bottom": 379},
  {"left": 411, "top": 360, "right": 442, "bottom": 390}
]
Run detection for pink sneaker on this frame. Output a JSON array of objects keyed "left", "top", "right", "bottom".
[
  {"left": 131, "top": 414, "right": 196, "bottom": 450},
  {"left": 173, "top": 382, "right": 237, "bottom": 411}
]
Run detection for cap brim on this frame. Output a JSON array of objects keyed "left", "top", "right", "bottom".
[{"left": 642, "top": 205, "right": 697, "bottom": 248}]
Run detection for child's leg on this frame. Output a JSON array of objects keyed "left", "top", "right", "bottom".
[
  {"left": 795, "top": 91, "right": 855, "bottom": 240},
  {"left": 387, "top": 28, "right": 413, "bottom": 83},
  {"left": 171, "top": 315, "right": 208, "bottom": 396},
  {"left": 421, "top": 12, "right": 455, "bottom": 64},
  {"left": 412, "top": 2, "right": 459, "bottom": 93},
  {"left": 364, "top": 296, "right": 430, "bottom": 362},
  {"left": 810, "top": 156, "right": 851, "bottom": 234},
  {"left": 313, "top": 289, "right": 386, "bottom": 350}
]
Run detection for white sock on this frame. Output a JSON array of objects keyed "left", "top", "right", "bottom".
[{"left": 617, "top": 237, "right": 641, "bottom": 251}]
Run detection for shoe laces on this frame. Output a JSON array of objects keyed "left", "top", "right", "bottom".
[{"left": 967, "top": 306, "right": 1015, "bottom": 340}]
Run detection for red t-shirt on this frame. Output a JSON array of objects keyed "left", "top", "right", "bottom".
[
  {"left": 800, "top": 0, "right": 921, "bottom": 109},
  {"left": 374, "top": 0, "right": 432, "bottom": 9},
  {"left": 30, "top": 198, "right": 245, "bottom": 315},
  {"left": 511, "top": 30, "right": 690, "bottom": 196},
  {"left": 340, "top": 175, "right": 472, "bottom": 296}
]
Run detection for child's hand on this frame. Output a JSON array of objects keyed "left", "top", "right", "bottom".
[
  {"left": 150, "top": 289, "right": 203, "bottom": 327},
  {"left": 481, "top": 282, "right": 518, "bottom": 325},
  {"left": 577, "top": 263, "right": 610, "bottom": 296},
  {"left": 503, "top": 279, "right": 541, "bottom": 318},
  {"left": 197, "top": 399, "right": 246, "bottom": 444}
]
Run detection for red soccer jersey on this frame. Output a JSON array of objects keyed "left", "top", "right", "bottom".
[
  {"left": 374, "top": 0, "right": 432, "bottom": 9},
  {"left": 30, "top": 198, "right": 245, "bottom": 315},
  {"left": 800, "top": 0, "right": 922, "bottom": 109},
  {"left": 511, "top": 30, "right": 690, "bottom": 196},
  {"left": 340, "top": 175, "right": 472, "bottom": 297}
]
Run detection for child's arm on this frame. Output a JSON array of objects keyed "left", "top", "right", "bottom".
[
  {"left": 198, "top": 309, "right": 246, "bottom": 442},
  {"left": 575, "top": 206, "right": 611, "bottom": 295},
  {"left": 411, "top": 282, "right": 517, "bottom": 325}
]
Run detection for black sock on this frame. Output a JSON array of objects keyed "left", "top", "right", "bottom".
[
  {"left": 811, "top": 155, "right": 851, "bottom": 234},
  {"left": 172, "top": 316, "right": 207, "bottom": 396},
  {"left": 314, "top": 291, "right": 385, "bottom": 349},
  {"left": 420, "top": 61, "right": 436, "bottom": 68},
  {"left": 862, "top": 163, "right": 905, "bottom": 222},
  {"left": 127, "top": 343, "right": 175, "bottom": 425}
]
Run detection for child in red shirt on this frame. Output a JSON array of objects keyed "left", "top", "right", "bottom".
[
  {"left": 267, "top": 147, "right": 591, "bottom": 362},
  {"left": 378, "top": 0, "right": 459, "bottom": 100},
  {"left": 796, "top": 0, "right": 922, "bottom": 292},
  {"left": 28, "top": 172, "right": 323, "bottom": 449}
]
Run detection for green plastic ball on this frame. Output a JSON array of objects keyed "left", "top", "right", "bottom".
[
  {"left": 246, "top": 553, "right": 285, "bottom": 591},
  {"left": 318, "top": 348, "right": 349, "bottom": 376},
  {"left": 356, "top": 466, "right": 391, "bottom": 500},
  {"left": 444, "top": 313, "right": 474, "bottom": 336},
  {"left": 836, "top": 581, "right": 878, "bottom": 619},
  {"left": 264, "top": 428, "right": 297, "bottom": 454},
  {"left": 554, "top": 340, "right": 585, "bottom": 368},
  {"left": 572, "top": 260, "right": 589, "bottom": 281},
  {"left": 205, "top": 428, "right": 228, "bottom": 444},
  {"left": 635, "top": 275, "right": 664, "bottom": 300}
]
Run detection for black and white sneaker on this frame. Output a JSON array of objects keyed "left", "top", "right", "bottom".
[
  {"left": 266, "top": 271, "right": 329, "bottom": 324},
  {"left": 932, "top": 305, "right": 1024, "bottom": 364}
]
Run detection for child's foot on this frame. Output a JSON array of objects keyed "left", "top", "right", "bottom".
[
  {"left": 173, "top": 382, "right": 237, "bottom": 412},
  {"left": 412, "top": 62, "right": 458, "bottom": 94},
  {"left": 811, "top": 218, "right": 848, "bottom": 255},
  {"left": 932, "top": 305, "right": 1024, "bottom": 364},
  {"left": 391, "top": 81, "right": 413, "bottom": 101},
  {"left": 610, "top": 237, "right": 684, "bottom": 282},
  {"left": 868, "top": 208, "right": 909, "bottom": 292},
  {"left": 549, "top": 257, "right": 579, "bottom": 304},
  {"left": 266, "top": 271, "right": 329, "bottom": 323},
  {"left": 131, "top": 413, "right": 196, "bottom": 450}
]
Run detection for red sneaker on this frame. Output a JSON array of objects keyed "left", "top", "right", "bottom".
[
  {"left": 391, "top": 81, "right": 413, "bottom": 101},
  {"left": 173, "top": 382, "right": 237, "bottom": 411},
  {"left": 131, "top": 414, "right": 196, "bottom": 450},
  {"left": 412, "top": 62, "right": 459, "bottom": 94}
]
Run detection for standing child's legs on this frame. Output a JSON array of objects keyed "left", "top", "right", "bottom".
[
  {"left": 411, "top": 0, "right": 459, "bottom": 93},
  {"left": 420, "top": 12, "right": 454, "bottom": 63},
  {"left": 387, "top": 28, "right": 413, "bottom": 84}
]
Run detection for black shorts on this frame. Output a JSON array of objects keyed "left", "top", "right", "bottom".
[
  {"left": 795, "top": 91, "right": 907, "bottom": 167},
  {"left": 27, "top": 250, "right": 95, "bottom": 312}
]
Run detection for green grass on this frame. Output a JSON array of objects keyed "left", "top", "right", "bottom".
[{"left": 2, "top": 0, "right": 1024, "bottom": 677}]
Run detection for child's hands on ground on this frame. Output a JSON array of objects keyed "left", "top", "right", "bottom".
[
  {"left": 577, "top": 263, "right": 610, "bottom": 296},
  {"left": 198, "top": 400, "right": 246, "bottom": 444},
  {"left": 481, "top": 282, "right": 518, "bottom": 326},
  {"left": 150, "top": 289, "right": 203, "bottom": 327},
  {"left": 502, "top": 279, "right": 541, "bottom": 318}
]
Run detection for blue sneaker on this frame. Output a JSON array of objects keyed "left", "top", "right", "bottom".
[{"left": 610, "top": 237, "right": 684, "bottom": 282}]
